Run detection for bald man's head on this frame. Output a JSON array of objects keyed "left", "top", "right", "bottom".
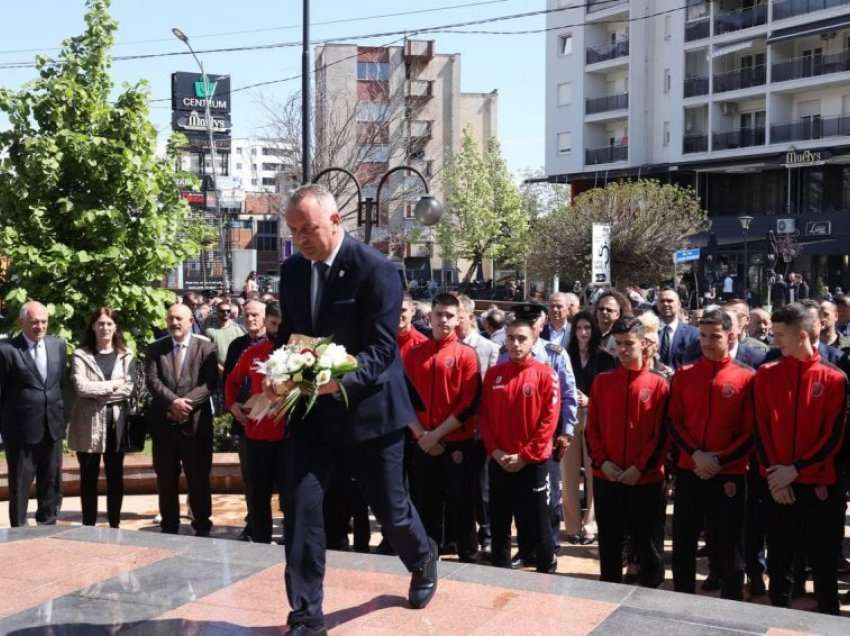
[
  {"left": 19, "top": 301, "right": 49, "bottom": 342},
  {"left": 167, "top": 302, "right": 193, "bottom": 340},
  {"left": 285, "top": 184, "right": 343, "bottom": 262}
]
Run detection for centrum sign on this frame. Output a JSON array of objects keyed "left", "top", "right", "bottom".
[{"left": 171, "top": 72, "right": 230, "bottom": 113}]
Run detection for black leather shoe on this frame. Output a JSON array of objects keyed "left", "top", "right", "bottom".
[
  {"left": 287, "top": 624, "right": 328, "bottom": 636},
  {"left": 409, "top": 538, "right": 438, "bottom": 610},
  {"left": 511, "top": 552, "right": 536, "bottom": 569},
  {"left": 701, "top": 575, "right": 721, "bottom": 592},
  {"left": 747, "top": 574, "right": 766, "bottom": 598}
]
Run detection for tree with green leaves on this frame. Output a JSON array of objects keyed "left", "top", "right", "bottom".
[
  {"left": 0, "top": 0, "right": 205, "bottom": 348},
  {"left": 437, "top": 130, "right": 529, "bottom": 283},
  {"left": 528, "top": 180, "right": 709, "bottom": 287}
]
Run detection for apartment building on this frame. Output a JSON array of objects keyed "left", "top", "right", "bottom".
[
  {"left": 314, "top": 40, "right": 498, "bottom": 283},
  {"left": 230, "top": 137, "right": 297, "bottom": 193},
  {"left": 546, "top": 0, "right": 850, "bottom": 296}
]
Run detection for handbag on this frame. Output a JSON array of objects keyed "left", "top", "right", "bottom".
[{"left": 123, "top": 355, "right": 150, "bottom": 452}]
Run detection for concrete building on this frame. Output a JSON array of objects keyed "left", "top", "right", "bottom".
[
  {"left": 230, "top": 137, "right": 297, "bottom": 193},
  {"left": 545, "top": 0, "right": 850, "bottom": 300},
  {"left": 314, "top": 39, "right": 498, "bottom": 284}
]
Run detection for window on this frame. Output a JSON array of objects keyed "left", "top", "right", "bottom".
[
  {"left": 262, "top": 163, "right": 282, "bottom": 172},
  {"left": 686, "top": 0, "right": 708, "bottom": 21},
  {"left": 236, "top": 148, "right": 243, "bottom": 155},
  {"left": 362, "top": 144, "right": 391, "bottom": 162},
  {"left": 251, "top": 178, "right": 258, "bottom": 186},
  {"left": 263, "top": 147, "right": 288, "bottom": 157},
  {"left": 558, "top": 34, "right": 573, "bottom": 56},
  {"left": 255, "top": 236, "right": 278, "bottom": 251},
  {"left": 257, "top": 220, "right": 278, "bottom": 235},
  {"left": 251, "top": 148, "right": 257, "bottom": 156},
  {"left": 557, "top": 82, "right": 573, "bottom": 106},
  {"left": 355, "top": 102, "right": 387, "bottom": 122},
  {"left": 262, "top": 177, "right": 276, "bottom": 186},
  {"left": 663, "top": 68, "right": 671, "bottom": 94},
  {"left": 664, "top": 15, "right": 672, "bottom": 40},
  {"left": 236, "top": 162, "right": 243, "bottom": 170},
  {"left": 557, "top": 131, "right": 572, "bottom": 155},
  {"left": 357, "top": 62, "right": 390, "bottom": 81},
  {"left": 663, "top": 121, "right": 671, "bottom": 146}
]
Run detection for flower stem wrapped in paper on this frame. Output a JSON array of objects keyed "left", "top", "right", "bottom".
[{"left": 243, "top": 335, "right": 359, "bottom": 423}]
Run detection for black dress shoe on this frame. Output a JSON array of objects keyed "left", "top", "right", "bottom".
[
  {"left": 409, "top": 538, "right": 439, "bottom": 610},
  {"left": 287, "top": 624, "right": 328, "bottom": 635},
  {"left": 701, "top": 575, "right": 721, "bottom": 592},
  {"left": 511, "top": 552, "right": 536, "bottom": 569},
  {"left": 747, "top": 574, "right": 766, "bottom": 598}
]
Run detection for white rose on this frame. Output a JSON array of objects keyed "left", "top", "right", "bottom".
[
  {"left": 315, "top": 369, "right": 332, "bottom": 386},
  {"left": 301, "top": 352, "right": 316, "bottom": 368},
  {"left": 286, "top": 353, "right": 306, "bottom": 373},
  {"left": 318, "top": 344, "right": 348, "bottom": 369}
]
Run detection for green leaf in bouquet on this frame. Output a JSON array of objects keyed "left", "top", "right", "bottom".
[
  {"left": 303, "top": 382, "right": 321, "bottom": 418},
  {"left": 337, "top": 381, "right": 350, "bottom": 409},
  {"left": 282, "top": 387, "right": 302, "bottom": 418}
]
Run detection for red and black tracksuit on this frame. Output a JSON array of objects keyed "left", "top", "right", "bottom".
[
  {"left": 753, "top": 353, "right": 848, "bottom": 614},
  {"left": 668, "top": 356, "right": 754, "bottom": 600},
  {"left": 398, "top": 327, "right": 428, "bottom": 363},
  {"left": 404, "top": 333, "right": 481, "bottom": 560},
  {"left": 479, "top": 356, "right": 560, "bottom": 572},
  {"left": 586, "top": 365, "right": 670, "bottom": 587},
  {"left": 224, "top": 340, "right": 287, "bottom": 544}
]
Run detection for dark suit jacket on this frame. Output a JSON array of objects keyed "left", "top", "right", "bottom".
[
  {"left": 735, "top": 342, "right": 767, "bottom": 369},
  {"left": 763, "top": 341, "right": 843, "bottom": 367},
  {"left": 663, "top": 322, "right": 701, "bottom": 369},
  {"left": 144, "top": 335, "right": 219, "bottom": 437},
  {"left": 0, "top": 335, "right": 67, "bottom": 445},
  {"left": 276, "top": 233, "right": 417, "bottom": 443}
]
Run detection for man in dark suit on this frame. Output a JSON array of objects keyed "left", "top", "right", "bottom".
[
  {"left": 0, "top": 301, "right": 66, "bottom": 527},
  {"left": 145, "top": 303, "right": 219, "bottom": 536},
  {"left": 656, "top": 287, "right": 700, "bottom": 369},
  {"left": 276, "top": 184, "right": 435, "bottom": 635}
]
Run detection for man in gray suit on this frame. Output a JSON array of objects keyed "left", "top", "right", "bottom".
[
  {"left": 145, "top": 303, "right": 219, "bottom": 536},
  {"left": 0, "top": 301, "right": 67, "bottom": 526}
]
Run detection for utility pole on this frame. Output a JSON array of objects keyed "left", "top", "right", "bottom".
[{"left": 302, "top": 0, "right": 311, "bottom": 183}]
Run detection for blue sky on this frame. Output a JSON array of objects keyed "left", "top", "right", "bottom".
[{"left": 0, "top": 0, "right": 546, "bottom": 176}]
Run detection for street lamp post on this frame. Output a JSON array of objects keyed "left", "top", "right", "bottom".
[
  {"left": 312, "top": 166, "right": 443, "bottom": 262},
  {"left": 172, "top": 27, "right": 231, "bottom": 293},
  {"left": 738, "top": 215, "right": 754, "bottom": 302}
]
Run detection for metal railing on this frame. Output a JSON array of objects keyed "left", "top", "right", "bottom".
[
  {"left": 713, "top": 64, "right": 766, "bottom": 92},
  {"left": 683, "top": 134, "right": 709, "bottom": 153},
  {"left": 586, "top": 144, "right": 628, "bottom": 164},
  {"left": 684, "top": 76, "right": 710, "bottom": 97},
  {"left": 586, "top": 40, "right": 630, "bottom": 65},
  {"left": 685, "top": 18, "right": 710, "bottom": 41},
  {"left": 714, "top": 4, "right": 767, "bottom": 35},
  {"left": 585, "top": 93, "right": 629, "bottom": 114},
  {"left": 772, "top": 49, "right": 850, "bottom": 82},
  {"left": 770, "top": 115, "right": 850, "bottom": 142},
  {"left": 772, "top": 0, "right": 850, "bottom": 20},
  {"left": 712, "top": 127, "right": 766, "bottom": 149}
]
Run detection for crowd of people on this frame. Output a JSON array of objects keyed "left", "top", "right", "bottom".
[{"left": 2, "top": 275, "right": 850, "bottom": 616}]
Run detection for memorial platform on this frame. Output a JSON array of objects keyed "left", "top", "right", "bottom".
[{"left": 1, "top": 525, "right": 849, "bottom": 635}]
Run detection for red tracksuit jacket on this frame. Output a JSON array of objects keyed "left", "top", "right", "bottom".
[
  {"left": 478, "top": 357, "right": 560, "bottom": 463},
  {"left": 668, "top": 356, "right": 755, "bottom": 475},
  {"left": 224, "top": 339, "right": 286, "bottom": 442},
  {"left": 404, "top": 332, "right": 480, "bottom": 442},
  {"left": 586, "top": 365, "right": 670, "bottom": 484},
  {"left": 398, "top": 327, "right": 428, "bottom": 364},
  {"left": 754, "top": 353, "right": 848, "bottom": 486}
]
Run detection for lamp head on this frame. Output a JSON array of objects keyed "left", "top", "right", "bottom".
[
  {"left": 172, "top": 28, "right": 189, "bottom": 43},
  {"left": 737, "top": 215, "right": 754, "bottom": 231},
  {"left": 414, "top": 195, "right": 443, "bottom": 226}
]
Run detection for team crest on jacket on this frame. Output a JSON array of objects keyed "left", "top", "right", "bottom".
[
  {"left": 812, "top": 382, "right": 825, "bottom": 398},
  {"left": 522, "top": 383, "right": 533, "bottom": 397},
  {"left": 721, "top": 383, "right": 735, "bottom": 398},
  {"left": 444, "top": 356, "right": 456, "bottom": 369},
  {"left": 639, "top": 388, "right": 652, "bottom": 403}
]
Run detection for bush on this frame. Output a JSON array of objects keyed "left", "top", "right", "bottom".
[{"left": 212, "top": 413, "right": 238, "bottom": 452}]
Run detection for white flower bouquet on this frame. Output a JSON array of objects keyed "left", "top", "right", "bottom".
[{"left": 244, "top": 337, "right": 359, "bottom": 422}]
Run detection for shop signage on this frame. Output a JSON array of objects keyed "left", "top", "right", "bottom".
[
  {"left": 783, "top": 147, "right": 830, "bottom": 168},
  {"left": 674, "top": 247, "right": 700, "bottom": 264},
  {"left": 171, "top": 72, "right": 230, "bottom": 113},
  {"left": 806, "top": 221, "right": 831, "bottom": 237},
  {"left": 181, "top": 191, "right": 206, "bottom": 206},
  {"left": 172, "top": 110, "right": 232, "bottom": 133}
]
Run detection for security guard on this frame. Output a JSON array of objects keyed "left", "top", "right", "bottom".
[{"left": 498, "top": 302, "right": 577, "bottom": 567}]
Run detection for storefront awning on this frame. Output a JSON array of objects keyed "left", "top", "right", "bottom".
[{"left": 767, "top": 13, "right": 850, "bottom": 44}]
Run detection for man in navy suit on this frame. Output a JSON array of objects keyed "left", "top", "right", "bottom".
[
  {"left": 0, "top": 301, "right": 67, "bottom": 527},
  {"left": 276, "top": 185, "right": 435, "bottom": 635},
  {"left": 656, "top": 287, "right": 700, "bottom": 369}
]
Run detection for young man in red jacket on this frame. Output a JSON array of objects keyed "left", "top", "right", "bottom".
[
  {"left": 668, "top": 308, "right": 755, "bottom": 600},
  {"left": 224, "top": 304, "right": 285, "bottom": 544},
  {"left": 586, "top": 317, "right": 670, "bottom": 587},
  {"left": 398, "top": 292, "right": 428, "bottom": 363},
  {"left": 754, "top": 302, "right": 848, "bottom": 614},
  {"left": 404, "top": 293, "right": 481, "bottom": 562},
  {"left": 479, "top": 317, "right": 560, "bottom": 573}
]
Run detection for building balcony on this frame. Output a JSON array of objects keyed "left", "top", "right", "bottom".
[
  {"left": 713, "top": 64, "right": 766, "bottom": 92},
  {"left": 586, "top": 144, "right": 628, "bottom": 165},
  {"left": 684, "top": 76, "right": 710, "bottom": 97},
  {"left": 586, "top": 40, "right": 630, "bottom": 65},
  {"left": 685, "top": 18, "right": 711, "bottom": 42},
  {"left": 406, "top": 79, "right": 434, "bottom": 102},
  {"left": 714, "top": 4, "right": 767, "bottom": 35},
  {"left": 585, "top": 93, "right": 629, "bottom": 115},
  {"left": 770, "top": 114, "right": 850, "bottom": 143},
  {"left": 771, "top": 49, "right": 850, "bottom": 83},
  {"left": 405, "top": 120, "right": 433, "bottom": 142},
  {"left": 587, "top": 0, "right": 628, "bottom": 14},
  {"left": 404, "top": 40, "right": 434, "bottom": 61},
  {"left": 683, "top": 134, "right": 709, "bottom": 153},
  {"left": 712, "top": 127, "right": 766, "bottom": 150},
  {"left": 772, "top": 0, "right": 850, "bottom": 21}
]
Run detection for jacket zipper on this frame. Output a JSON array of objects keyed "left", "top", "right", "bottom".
[
  {"left": 702, "top": 361, "right": 717, "bottom": 448},
  {"left": 623, "top": 370, "right": 631, "bottom": 468},
  {"left": 792, "top": 362, "right": 802, "bottom": 460},
  {"left": 430, "top": 342, "right": 439, "bottom": 429}
]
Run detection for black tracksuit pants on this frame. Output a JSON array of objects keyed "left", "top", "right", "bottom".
[
  {"left": 594, "top": 478, "right": 665, "bottom": 587},
  {"left": 245, "top": 437, "right": 286, "bottom": 544},
  {"left": 77, "top": 423, "right": 124, "bottom": 528},
  {"left": 672, "top": 470, "right": 745, "bottom": 600},
  {"left": 744, "top": 465, "right": 769, "bottom": 582},
  {"left": 489, "top": 460, "right": 554, "bottom": 573},
  {"left": 765, "top": 483, "right": 842, "bottom": 615}
]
